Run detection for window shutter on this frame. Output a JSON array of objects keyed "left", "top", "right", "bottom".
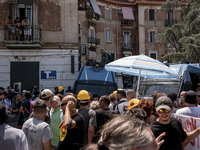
[{"left": 149, "top": 9, "right": 155, "bottom": 21}]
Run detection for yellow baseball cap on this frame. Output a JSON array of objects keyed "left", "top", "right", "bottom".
[
  {"left": 128, "top": 99, "right": 140, "bottom": 110},
  {"left": 113, "top": 91, "right": 117, "bottom": 95},
  {"left": 58, "top": 86, "right": 64, "bottom": 92}
]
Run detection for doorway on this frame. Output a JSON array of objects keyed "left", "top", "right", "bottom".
[{"left": 10, "top": 62, "right": 39, "bottom": 91}]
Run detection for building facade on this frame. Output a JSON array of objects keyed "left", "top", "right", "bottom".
[
  {"left": 0, "top": 0, "right": 79, "bottom": 92},
  {"left": 0, "top": 0, "right": 179, "bottom": 91}
]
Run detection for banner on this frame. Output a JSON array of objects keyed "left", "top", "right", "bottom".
[{"left": 171, "top": 113, "right": 200, "bottom": 150}]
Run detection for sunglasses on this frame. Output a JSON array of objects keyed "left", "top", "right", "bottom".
[
  {"left": 158, "top": 109, "right": 170, "bottom": 113},
  {"left": 61, "top": 102, "right": 68, "bottom": 106}
]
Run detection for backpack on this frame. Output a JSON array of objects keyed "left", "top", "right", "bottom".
[
  {"left": 24, "top": 100, "right": 34, "bottom": 115},
  {"left": 106, "top": 53, "right": 111, "bottom": 62},
  {"left": 113, "top": 100, "right": 126, "bottom": 114}
]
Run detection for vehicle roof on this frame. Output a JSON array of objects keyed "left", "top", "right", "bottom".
[
  {"left": 170, "top": 64, "right": 200, "bottom": 82},
  {"left": 76, "top": 66, "right": 116, "bottom": 83}
]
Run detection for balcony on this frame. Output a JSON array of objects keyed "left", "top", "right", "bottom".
[
  {"left": 3, "top": 25, "right": 42, "bottom": 49},
  {"left": 86, "top": 8, "right": 100, "bottom": 22},
  {"left": 165, "top": 19, "right": 177, "bottom": 27},
  {"left": 87, "top": 37, "right": 100, "bottom": 47},
  {"left": 121, "top": 42, "right": 134, "bottom": 51},
  {"left": 121, "top": 20, "right": 134, "bottom": 28}
]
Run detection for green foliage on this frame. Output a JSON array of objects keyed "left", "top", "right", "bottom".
[{"left": 159, "top": 0, "right": 200, "bottom": 63}]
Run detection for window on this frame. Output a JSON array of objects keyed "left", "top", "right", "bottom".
[
  {"left": 105, "top": 9, "right": 111, "bottom": 20},
  {"left": 78, "top": 22, "right": 81, "bottom": 42},
  {"left": 106, "top": 30, "right": 111, "bottom": 42},
  {"left": 124, "top": 33, "right": 130, "bottom": 48},
  {"left": 150, "top": 31, "right": 155, "bottom": 43},
  {"left": 150, "top": 53, "right": 157, "bottom": 60},
  {"left": 9, "top": 4, "right": 33, "bottom": 26},
  {"left": 89, "top": 26, "right": 95, "bottom": 43},
  {"left": 149, "top": 9, "right": 155, "bottom": 21},
  {"left": 168, "top": 11, "right": 173, "bottom": 20}
]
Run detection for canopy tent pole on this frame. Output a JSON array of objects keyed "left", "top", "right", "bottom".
[{"left": 136, "top": 70, "right": 141, "bottom": 98}]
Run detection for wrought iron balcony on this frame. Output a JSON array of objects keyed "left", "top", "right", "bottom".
[
  {"left": 4, "top": 25, "right": 42, "bottom": 48},
  {"left": 121, "top": 42, "right": 134, "bottom": 51},
  {"left": 121, "top": 20, "right": 133, "bottom": 27},
  {"left": 165, "top": 19, "right": 177, "bottom": 27},
  {"left": 87, "top": 37, "right": 100, "bottom": 45}
]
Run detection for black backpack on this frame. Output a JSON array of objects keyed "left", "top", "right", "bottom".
[{"left": 113, "top": 100, "right": 126, "bottom": 114}]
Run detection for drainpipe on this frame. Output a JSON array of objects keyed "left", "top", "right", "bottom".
[{"left": 116, "top": 4, "right": 118, "bottom": 59}]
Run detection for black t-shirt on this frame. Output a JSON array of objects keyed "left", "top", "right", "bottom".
[
  {"left": 94, "top": 108, "right": 115, "bottom": 142},
  {"left": 95, "top": 108, "right": 115, "bottom": 132},
  {"left": 58, "top": 113, "right": 86, "bottom": 150},
  {"left": 150, "top": 117, "right": 187, "bottom": 150},
  {"left": 14, "top": 20, "right": 21, "bottom": 28}
]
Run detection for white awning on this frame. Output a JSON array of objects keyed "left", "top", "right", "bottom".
[
  {"left": 90, "top": 0, "right": 102, "bottom": 15},
  {"left": 122, "top": 7, "right": 134, "bottom": 20}
]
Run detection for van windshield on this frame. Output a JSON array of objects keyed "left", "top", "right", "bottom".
[
  {"left": 138, "top": 79, "right": 181, "bottom": 97},
  {"left": 76, "top": 83, "right": 116, "bottom": 96}
]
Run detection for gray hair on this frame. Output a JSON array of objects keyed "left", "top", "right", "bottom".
[
  {"left": 84, "top": 115, "right": 154, "bottom": 150},
  {"left": 99, "top": 115, "right": 153, "bottom": 150},
  {"left": 101, "top": 48, "right": 105, "bottom": 52},
  {"left": 89, "top": 101, "right": 99, "bottom": 110}
]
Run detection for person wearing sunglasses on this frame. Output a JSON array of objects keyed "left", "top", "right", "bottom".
[
  {"left": 151, "top": 96, "right": 200, "bottom": 150},
  {"left": 58, "top": 95, "right": 85, "bottom": 150}
]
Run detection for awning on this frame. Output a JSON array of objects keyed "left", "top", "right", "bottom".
[
  {"left": 122, "top": 7, "right": 134, "bottom": 20},
  {"left": 90, "top": 0, "right": 102, "bottom": 15}
]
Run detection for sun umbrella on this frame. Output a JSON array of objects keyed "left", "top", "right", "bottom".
[{"left": 105, "top": 54, "right": 179, "bottom": 97}]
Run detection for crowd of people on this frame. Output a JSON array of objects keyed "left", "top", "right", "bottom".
[
  {"left": 5, "top": 16, "right": 31, "bottom": 41},
  {"left": 1, "top": 84, "right": 200, "bottom": 150}
]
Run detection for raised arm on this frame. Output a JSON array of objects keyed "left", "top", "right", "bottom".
[{"left": 63, "top": 101, "right": 76, "bottom": 129}]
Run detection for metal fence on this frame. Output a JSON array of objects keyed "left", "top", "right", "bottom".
[{"left": 4, "top": 25, "right": 42, "bottom": 42}]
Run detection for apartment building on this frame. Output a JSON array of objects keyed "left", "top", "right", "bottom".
[{"left": 0, "top": 0, "right": 79, "bottom": 92}]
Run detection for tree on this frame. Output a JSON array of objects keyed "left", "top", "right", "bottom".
[{"left": 158, "top": 0, "right": 200, "bottom": 63}]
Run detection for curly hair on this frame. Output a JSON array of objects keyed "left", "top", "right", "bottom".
[{"left": 137, "top": 99, "right": 154, "bottom": 118}]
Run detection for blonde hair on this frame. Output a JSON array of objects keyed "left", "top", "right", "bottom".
[{"left": 90, "top": 101, "right": 99, "bottom": 110}]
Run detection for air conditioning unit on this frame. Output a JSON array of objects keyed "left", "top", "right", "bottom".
[{"left": 118, "top": 10, "right": 122, "bottom": 14}]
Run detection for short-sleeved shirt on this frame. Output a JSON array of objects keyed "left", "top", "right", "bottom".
[
  {"left": 176, "top": 107, "right": 200, "bottom": 118},
  {"left": 22, "top": 118, "right": 53, "bottom": 150},
  {"left": 150, "top": 117, "right": 187, "bottom": 150},
  {"left": 77, "top": 108, "right": 97, "bottom": 142},
  {"left": 50, "top": 107, "right": 62, "bottom": 147},
  {"left": 102, "top": 53, "right": 109, "bottom": 63},
  {"left": 21, "top": 100, "right": 30, "bottom": 119},
  {"left": 58, "top": 113, "right": 85, "bottom": 150},
  {"left": 0, "top": 124, "right": 29, "bottom": 150}
]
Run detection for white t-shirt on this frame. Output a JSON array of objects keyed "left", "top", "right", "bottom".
[
  {"left": 22, "top": 118, "right": 53, "bottom": 150},
  {"left": 176, "top": 107, "right": 200, "bottom": 118},
  {"left": 109, "top": 102, "right": 114, "bottom": 110},
  {"left": 114, "top": 98, "right": 128, "bottom": 115},
  {"left": 0, "top": 124, "right": 29, "bottom": 150}
]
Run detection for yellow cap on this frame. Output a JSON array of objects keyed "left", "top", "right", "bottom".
[
  {"left": 113, "top": 91, "right": 117, "bottom": 95},
  {"left": 77, "top": 90, "right": 90, "bottom": 100},
  {"left": 128, "top": 99, "right": 140, "bottom": 110},
  {"left": 58, "top": 86, "right": 64, "bottom": 92}
]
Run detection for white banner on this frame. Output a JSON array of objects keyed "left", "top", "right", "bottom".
[{"left": 171, "top": 113, "right": 200, "bottom": 150}]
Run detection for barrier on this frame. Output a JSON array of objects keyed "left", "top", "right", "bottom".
[{"left": 171, "top": 113, "right": 200, "bottom": 150}]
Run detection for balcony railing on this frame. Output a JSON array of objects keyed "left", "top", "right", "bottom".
[
  {"left": 121, "top": 20, "right": 133, "bottom": 27},
  {"left": 87, "top": 37, "right": 100, "bottom": 45},
  {"left": 165, "top": 19, "right": 177, "bottom": 27},
  {"left": 121, "top": 42, "right": 134, "bottom": 50},
  {"left": 4, "top": 25, "right": 42, "bottom": 43}
]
